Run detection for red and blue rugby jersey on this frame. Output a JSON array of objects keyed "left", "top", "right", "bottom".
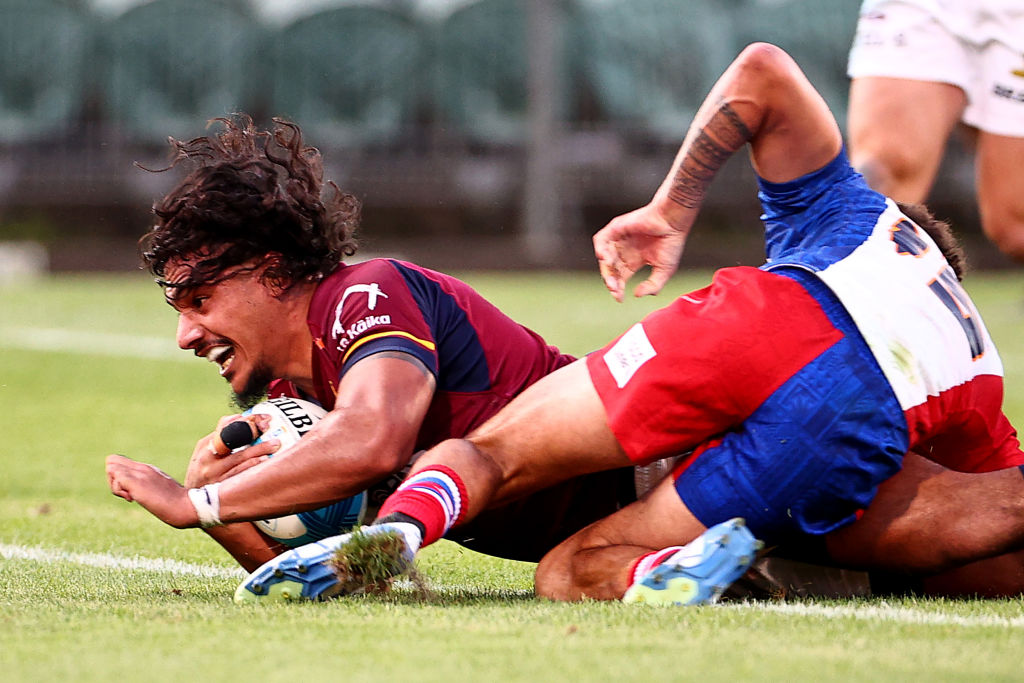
[
  {"left": 758, "top": 149, "right": 1020, "bottom": 473},
  {"left": 273, "top": 259, "right": 573, "bottom": 450}
]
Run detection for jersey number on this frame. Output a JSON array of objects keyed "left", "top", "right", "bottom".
[{"left": 891, "top": 219, "right": 984, "bottom": 359}]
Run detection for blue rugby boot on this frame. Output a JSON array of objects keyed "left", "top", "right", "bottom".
[
  {"left": 234, "top": 523, "right": 421, "bottom": 604},
  {"left": 234, "top": 533, "right": 349, "bottom": 603},
  {"left": 622, "top": 518, "right": 763, "bottom": 606}
]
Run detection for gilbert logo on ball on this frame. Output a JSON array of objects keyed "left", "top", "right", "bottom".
[{"left": 235, "top": 397, "right": 367, "bottom": 546}]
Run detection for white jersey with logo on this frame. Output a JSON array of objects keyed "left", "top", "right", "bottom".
[{"left": 814, "top": 198, "right": 1001, "bottom": 411}]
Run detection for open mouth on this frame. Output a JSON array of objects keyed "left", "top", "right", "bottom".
[{"left": 206, "top": 345, "right": 236, "bottom": 376}]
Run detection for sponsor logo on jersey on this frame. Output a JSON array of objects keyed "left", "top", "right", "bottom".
[
  {"left": 993, "top": 83, "right": 1024, "bottom": 103},
  {"left": 603, "top": 323, "right": 657, "bottom": 388},
  {"left": 341, "top": 282, "right": 388, "bottom": 310},
  {"left": 335, "top": 314, "right": 393, "bottom": 351},
  {"left": 332, "top": 282, "right": 390, "bottom": 339}
]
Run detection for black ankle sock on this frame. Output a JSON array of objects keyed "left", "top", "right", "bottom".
[{"left": 374, "top": 512, "right": 427, "bottom": 539}]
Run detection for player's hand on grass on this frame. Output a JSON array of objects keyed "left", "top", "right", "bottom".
[
  {"left": 593, "top": 204, "right": 687, "bottom": 302},
  {"left": 106, "top": 454, "right": 198, "bottom": 528},
  {"left": 184, "top": 413, "right": 277, "bottom": 488}
]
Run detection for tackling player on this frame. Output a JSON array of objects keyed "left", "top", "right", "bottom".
[
  {"left": 104, "top": 115, "right": 639, "bottom": 572},
  {"left": 238, "top": 43, "right": 1024, "bottom": 605}
]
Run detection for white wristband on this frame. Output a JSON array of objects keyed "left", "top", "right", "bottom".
[{"left": 187, "top": 483, "right": 223, "bottom": 528}]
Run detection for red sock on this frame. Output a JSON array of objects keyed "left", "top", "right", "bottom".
[
  {"left": 377, "top": 465, "right": 469, "bottom": 547},
  {"left": 628, "top": 546, "right": 687, "bottom": 585}
]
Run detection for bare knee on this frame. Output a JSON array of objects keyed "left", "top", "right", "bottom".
[
  {"left": 847, "top": 77, "right": 963, "bottom": 202},
  {"left": 535, "top": 530, "right": 610, "bottom": 602},
  {"left": 975, "top": 133, "right": 1024, "bottom": 261},
  {"left": 852, "top": 149, "right": 928, "bottom": 201},
  {"left": 847, "top": 97, "right": 923, "bottom": 199},
  {"left": 535, "top": 540, "right": 580, "bottom": 601},
  {"left": 535, "top": 527, "right": 645, "bottom": 602},
  {"left": 980, "top": 206, "right": 1024, "bottom": 262}
]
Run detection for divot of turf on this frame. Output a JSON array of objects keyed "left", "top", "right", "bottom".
[{"left": 327, "top": 529, "right": 433, "bottom": 600}]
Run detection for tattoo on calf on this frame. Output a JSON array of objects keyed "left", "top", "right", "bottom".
[{"left": 667, "top": 102, "right": 753, "bottom": 209}]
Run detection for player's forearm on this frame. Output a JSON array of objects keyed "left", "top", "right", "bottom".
[
  {"left": 213, "top": 409, "right": 412, "bottom": 524},
  {"left": 651, "top": 53, "right": 764, "bottom": 230},
  {"left": 214, "top": 445, "right": 399, "bottom": 523},
  {"left": 207, "top": 355, "right": 430, "bottom": 525},
  {"left": 651, "top": 99, "right": 753, "bottom": 229},
  {"left": 652, "top": 43, "right": 841, "bottom": 227}
]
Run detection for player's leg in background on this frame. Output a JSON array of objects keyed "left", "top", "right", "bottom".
[
  {"left": 535, "top": 475, "right": 707, "bottom": 601},
  {"left": 919, "top": 550, "right": 1024, "bottom": 598},
  {"left": 535, "top": 474, "right": 758, "bottom": 603},
  {"left": 847, "top": 76, "right": 966, "bottom": 202},
  {"left": 824, "top": 452, "right": 1024, "bottom": 592},
  {"left": 975, "top": 133, "right": 1024, "bottom": 262}
]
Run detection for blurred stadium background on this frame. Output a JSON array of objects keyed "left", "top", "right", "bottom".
[{"left": 0, "top": 0, "right": 1003, "bottom": 277}]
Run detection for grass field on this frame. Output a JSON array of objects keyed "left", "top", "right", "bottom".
[{"left": 2, "top": 269, "right": 1024, "bottom": 682}]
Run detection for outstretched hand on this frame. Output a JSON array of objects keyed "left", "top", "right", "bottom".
[
  {"left": 593, "top": 204, "right": 687, "bottom": 302},
  {"left": 106, "top": 454, "right": 198, "bottom": 528}
]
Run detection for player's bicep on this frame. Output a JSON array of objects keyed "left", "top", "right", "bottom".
[{"left": 335, "top": 349, "right": 437, "bottom": 427}]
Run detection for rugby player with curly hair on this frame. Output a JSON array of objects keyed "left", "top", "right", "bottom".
[{"left": 106, "top": 114, "right": 640, "bottom": 572}]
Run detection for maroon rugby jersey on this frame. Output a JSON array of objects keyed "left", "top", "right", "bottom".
[
  {"left": 267, "top": 258, "right": 636, "bottom": 561},
  {"left": 270, "top": 258, "right": 574, "bottom": 450}
]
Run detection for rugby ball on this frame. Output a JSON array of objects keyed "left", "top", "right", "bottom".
[{"left": 241, "top": 397, "right": 366, "bottom": 547}]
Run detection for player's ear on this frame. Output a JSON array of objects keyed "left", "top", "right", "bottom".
[{"left": 257, "top": 253, "right": 294, "bottom": 296}]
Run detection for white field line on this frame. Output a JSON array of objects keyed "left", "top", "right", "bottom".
[
  {"left": 3, "top": 541, "right": 1024, "bottom": 627},
  {"left": 0, "top": 326, "right": 186, "bottom": 361},
  {"left": 727, "top": 600, "right": 1024, "bottom": 629},
  {"left": 0, "top": 543, "right": 244, "bottom": 579}
]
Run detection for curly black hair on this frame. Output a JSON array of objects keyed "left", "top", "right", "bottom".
[{"left": 139, "top": 114, "right": 360, "bottom": 294}]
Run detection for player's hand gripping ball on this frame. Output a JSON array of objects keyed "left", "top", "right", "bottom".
[{"left": 226, "top": 397, "right": 366, "bottom": 547}]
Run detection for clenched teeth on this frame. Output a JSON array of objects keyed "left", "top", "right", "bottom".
[{"left": 206, "top": 345, "right": 235, "bottom": 375}]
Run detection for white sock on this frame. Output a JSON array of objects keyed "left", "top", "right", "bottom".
[{"left": 370, "top": 520, "right": 424, "bottom": 555}]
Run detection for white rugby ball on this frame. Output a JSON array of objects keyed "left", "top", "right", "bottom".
[{"left": 242, "top": 397, "right": 366, "bottom": 547}]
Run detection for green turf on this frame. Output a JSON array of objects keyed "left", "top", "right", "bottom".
[{"left": 2, "top": 270, "right": 1023, "bottom": 681}]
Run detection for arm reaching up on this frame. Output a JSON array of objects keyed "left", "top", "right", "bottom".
[{"left": 594, "top": 42, "right": 843, "bottom": 300}]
